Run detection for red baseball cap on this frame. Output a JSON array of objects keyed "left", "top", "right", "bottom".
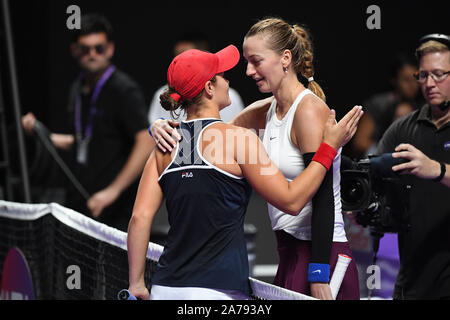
[{"left": 167, "top": 45, "right": 240, "bottom": 102}]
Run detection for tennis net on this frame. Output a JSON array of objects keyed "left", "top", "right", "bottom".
[{"left": 0, "top": 200, "right": 313, "bottom": 300}]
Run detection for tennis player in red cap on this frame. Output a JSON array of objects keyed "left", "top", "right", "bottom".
[
  {"left": 127, "top": 44, "right": 362, "bottom": 300},
  {"left": 151, "top": 18, "right": 363, "bottom": 300}
]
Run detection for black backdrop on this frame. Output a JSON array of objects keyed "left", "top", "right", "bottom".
[
  {"left": 0, "top": 0, "right": 448, "bottom": 284},
  {"left": 5, "top": 0, "right": 448, "bottom": 135}
]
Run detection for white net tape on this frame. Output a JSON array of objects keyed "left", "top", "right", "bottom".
[{"left": 0, "top": 200, "right": 315, "bottom": 300}]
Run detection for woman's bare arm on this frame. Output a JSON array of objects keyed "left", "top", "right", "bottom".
[
  {"left": 237, "top": 106, "right": 362, "bottom": 215},
  {"left": 229, "top": 96, "right": 274, "bottom": 131},
  {"left": 149, "top": 96, "right": 274, "bottom": 151},
  {"left": 127, "top": 151, "right": 164, "bottom": 299}
]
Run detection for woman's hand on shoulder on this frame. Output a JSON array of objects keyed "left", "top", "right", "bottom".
[{"left": 150, "top": 119, "right": 181, "bottom": 152}]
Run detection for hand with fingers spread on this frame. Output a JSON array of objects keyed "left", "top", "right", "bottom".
[
  {"left": 150, "top": 119, "right": 181, "bottom": 152},
  {"left": 323, "top": 106, "right": 364, "bottom": 150},
  {"left": 392, "top": 143, "right": 444, "bottom": 180}
]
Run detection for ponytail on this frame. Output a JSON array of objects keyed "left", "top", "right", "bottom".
[
  {"left": 292, "top": 24, "right": 326, "bottom": 102},
  {"left": 160, "top": 76, "right": 217, "bottom": 119},
  {"left": 160, "top": 86, "right": 184, "bottom": 120},
  {"left": 307, "top": 78, "right": 326, "bottom": 102}
]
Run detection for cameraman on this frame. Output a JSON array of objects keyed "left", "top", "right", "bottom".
[{"left": 376, "top": 34, "right": 450, "bottom": 299}]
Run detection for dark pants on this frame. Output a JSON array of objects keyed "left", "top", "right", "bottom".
[{"left": 274, "top": 230, "right": 360, "bottom": 300}]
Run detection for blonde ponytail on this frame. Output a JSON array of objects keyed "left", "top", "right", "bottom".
[{"left": 292, "top": 25, "right": 326, "bottom": 102}]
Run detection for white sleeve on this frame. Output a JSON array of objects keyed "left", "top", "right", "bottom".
[
  {"left": 148, "top": 85, "right": 171, "bottom": 124},
  {"left": 219, "top": 87, "right": 245, "bottom": 123}
]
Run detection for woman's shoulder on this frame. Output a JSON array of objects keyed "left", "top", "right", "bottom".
[
  {"left": 209, "top": 121, "right": 257, "bottom": 136},
  {"left": 247, "top": 96, "right": 275, "bottom": 110},
  {"left": 295, "top": 91, "right": 329, "bottom": 119}
]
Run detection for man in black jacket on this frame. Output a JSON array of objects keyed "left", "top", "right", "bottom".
[
  {"left": 22, "top": 14, "right": 151, "bottom": 231},
  {"left": 376, "top": 34, "right": 450, "bottom": 299}
]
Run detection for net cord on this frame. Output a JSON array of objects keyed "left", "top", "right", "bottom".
[{"left": 0, "top": 200, "right": 315, "bottom": 300}]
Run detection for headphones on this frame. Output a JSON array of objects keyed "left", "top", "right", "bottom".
[
  {"left": 418, "top": 33, "right": 450, "bottom": 111},
  {"left": 418, "top": 33, "right": 450, "bottom": 47}
]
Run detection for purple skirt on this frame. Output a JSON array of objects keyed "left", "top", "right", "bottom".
[{"left": 274, "top": 230, "right": 360, "bottom": 300}]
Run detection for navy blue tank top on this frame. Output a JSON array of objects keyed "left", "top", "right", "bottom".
[{"left": 152, "top": 119, "right": 252, "bottom": 295}]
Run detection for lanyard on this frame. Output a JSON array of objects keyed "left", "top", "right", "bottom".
[
  {"left": 74, "top": 65, "right": 116, "bottom": 141},
  {"left": 74, "top": 65, "right": 115, "bottom": 164}
]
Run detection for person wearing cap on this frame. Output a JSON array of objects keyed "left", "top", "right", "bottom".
[
  {"left": 147, "top": 32, "right": 245, "bottom": 125},
  {"left": 151, "top": 17, "right": 361, "bottom": 300},
  {"left": 126, "top": 44, "right": 363, "bottom": 300},
  {"left": 376, "top": 34, "right": 450, "bottom": 299}
]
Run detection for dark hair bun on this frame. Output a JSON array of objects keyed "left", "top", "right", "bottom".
[{"left": 159, "top": 89, "right": 178, "bottom": 111}]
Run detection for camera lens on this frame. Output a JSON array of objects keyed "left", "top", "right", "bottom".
[
  {"left": 342, "top": 180, "right": 363, "bottom": 202},
  {"left": 341, "top": 175, "right": 371, "bottom": 211}
]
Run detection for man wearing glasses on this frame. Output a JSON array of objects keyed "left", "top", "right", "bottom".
[
  {"left": 22, "top": 14, "right": 151, "bottom": 231},
  {"left": 376, "top": 34, "right": 450, "bottom": 299}
]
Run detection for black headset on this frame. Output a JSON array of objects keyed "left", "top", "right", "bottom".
[
  {"left": 418, "top": 33, "right": 450, "bottom": 110},
  {"left": 418, "top": 33, "right": 450, "bottom": 47}
]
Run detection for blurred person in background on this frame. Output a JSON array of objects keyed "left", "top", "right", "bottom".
[
  {"left": 22, "top": 13, "right": 151, "bottom": 231},
  {"left": 376, "top": 34, "right": 450, "bottom": 299},
  {"left": 352, "top": 53, "right": 423, "bottom": 158}
]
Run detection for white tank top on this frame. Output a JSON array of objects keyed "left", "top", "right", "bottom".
[{"left": 262, "top": 89, "right": 347, "bottom": 242}]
